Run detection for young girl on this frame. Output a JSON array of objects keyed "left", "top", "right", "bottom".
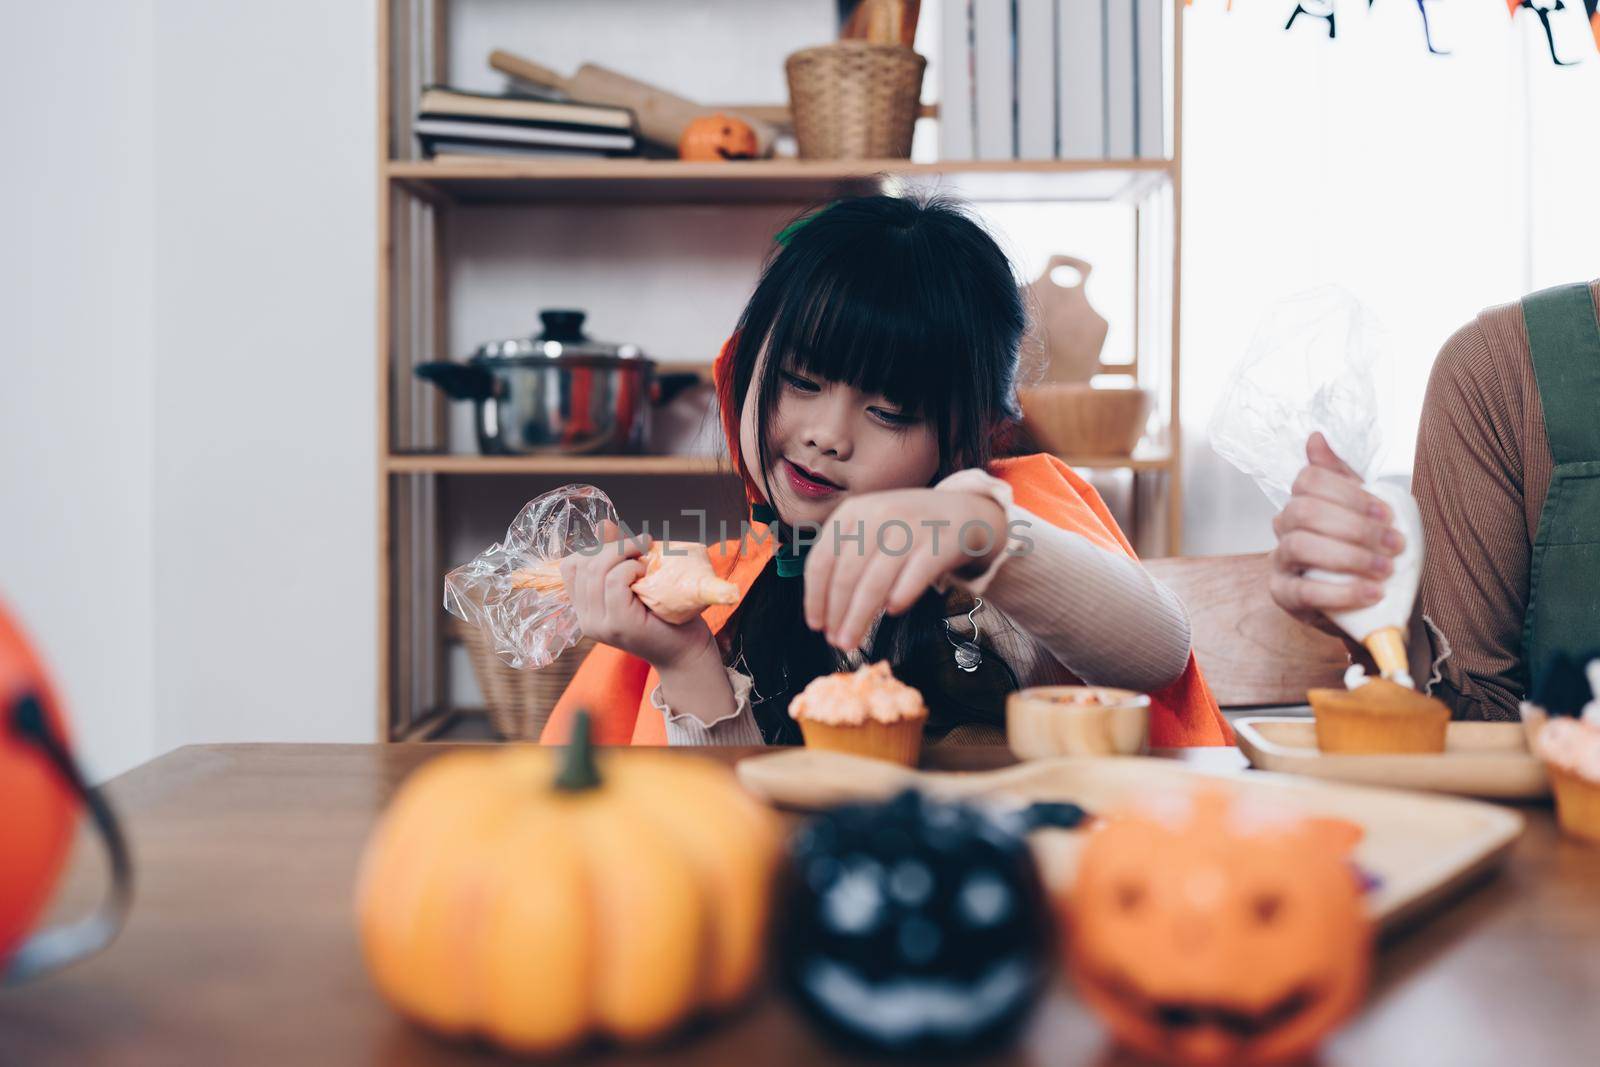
[{"left": 545, "top": 195, "right": 1231, "bottom": 748}]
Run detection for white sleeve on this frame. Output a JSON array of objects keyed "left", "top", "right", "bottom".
[
  {"left": 933, "top": 468, "right": 1193, "bottom": 692},
  {"left": 652, "top": 668, "right": 767, "bottom": 746}
]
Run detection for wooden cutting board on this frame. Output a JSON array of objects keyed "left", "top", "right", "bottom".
[
  {"left": 1235, "top": 718, "right": 1549, "bottom": 800},
  {"left": 735, "top": 749, "right": 1526, "bottom": 931}
]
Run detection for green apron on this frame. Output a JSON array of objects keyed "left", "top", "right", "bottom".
[{"left": 1520, "top": 282, "right": 1600, "bottom": 692}]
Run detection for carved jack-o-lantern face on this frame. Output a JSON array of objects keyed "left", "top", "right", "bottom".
[
  {"left": 679, "top": 114, "right": 759, "bottom": 161},
  {"left": 1067, "top": 789, "right": 1371, "bottom": 1067},
  {"left": 781, "top": 790, "right": 1057, "bottom": 1055}
]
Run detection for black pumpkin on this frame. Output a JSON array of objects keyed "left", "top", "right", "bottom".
[{"left": 780, "top": 789, "right": 1075, "bottom": 1054}]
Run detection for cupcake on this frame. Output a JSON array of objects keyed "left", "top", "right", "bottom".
[
  {"left": 1534, "top": 716, "right": 1600, "bottom": 844},
  {"left": 1524, "top": 653, "right": 1600, "bottom": 844},
  {"left": 1308, "top": 667, "right": 1450, "bottom": 754},
  {"left": 788, "top": 661, "right": 929, "bottom": 767}
]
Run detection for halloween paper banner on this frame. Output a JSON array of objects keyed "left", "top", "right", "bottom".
[{"left": 1187, "top": 0, "right": 1600, "bottom": 63}]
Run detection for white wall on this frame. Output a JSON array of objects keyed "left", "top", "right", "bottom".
[
  {"left": 1, "top": 1, "right": 377, "bottom": 781},
  {"left": 1180, "top": 1, "right": 1600, "bottom": 555},
  {"left": 446, "top": 0, "right": 835, "bottom": 107},
  {"left": 0, "top": 1, "right": 157, "bottom": 781},
  {"left": 150, "top": 1, "right": 377, "bottom": 753}
]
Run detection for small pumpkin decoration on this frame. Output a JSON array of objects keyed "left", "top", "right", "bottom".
[
  {"left": 1, "top": 599, "right": 131, "bottom": 984},
  {"left": 679, "top": 113, "right": 759, "bottom": 161},
  {"left": 1, "top": 608, "right": 78, "bottom": 970},
  {"left": 354, "top": 712, "right": 782, "bottom": 1054},
  {"left": 781, "top": 789, "right": 1078, "bottom": 1054},
  {"left": 1066, "top": 788, "right": 1371, "bottom": 1067}
]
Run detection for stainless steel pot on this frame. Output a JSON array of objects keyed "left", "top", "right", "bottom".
[{"left": 416, "top": 310, "right": 654, "bottom": 455}]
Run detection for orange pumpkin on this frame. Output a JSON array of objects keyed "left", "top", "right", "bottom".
[
  {"left": 0, "top": 603, "right": 77, "bottom": 967},
  {"left": 354, "top": 713, "right": 782, "bottom": 1054},
  {"left": 1066, "top": 788, "right": 1371, "bottom": 1067},
  {"left": 679, "top": 113, "right": 759, "bottom": 161},
  {"left": 1, "top": 599, "right": 132, "bottom": 984}
]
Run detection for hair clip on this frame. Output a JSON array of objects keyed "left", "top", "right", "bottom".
[{"left": 773, "top": 200, "right": 841, "bottom": 246}]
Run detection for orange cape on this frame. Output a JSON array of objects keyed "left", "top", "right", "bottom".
[{"left": 543, "top": 338, "right": 1231, "bottom": 747}]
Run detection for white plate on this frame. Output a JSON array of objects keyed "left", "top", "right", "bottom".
[{"left": 1235, "top": 717, "right": 1549, "bottom": 800}]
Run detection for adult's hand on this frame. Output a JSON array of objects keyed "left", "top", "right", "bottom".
[{"left": 1269, "top": 433, "right": 1406, "bottom": 632}]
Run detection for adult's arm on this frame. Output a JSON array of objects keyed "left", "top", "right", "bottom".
[{"left": 1410, "top": 320, "right": 1530, "bottom": 721}]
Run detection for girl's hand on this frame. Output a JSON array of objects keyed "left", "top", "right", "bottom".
[
  {"left": 803, "top": 488, "right": 1007, "bottom": 650},
  {"left": 559, "top": 528, "right": 715, "bottom": 670},
  {"left": 1268, "top": 433, "right": 1405, "bottom": 633}
]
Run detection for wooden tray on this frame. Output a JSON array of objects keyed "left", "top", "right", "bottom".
[
  {"left": 735, "top": 749, "right": 1525, "bottom": 931},
  {"left": 1235, "top": 717, "right": 1549, "bottom": 800}
]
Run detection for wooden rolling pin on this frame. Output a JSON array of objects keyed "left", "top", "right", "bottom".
[
  {"left": 841, "top": 0, "right": 922, "bottom": 46},
  {"left": 489, "top": 49, "right": 778, "bottom": 157}
]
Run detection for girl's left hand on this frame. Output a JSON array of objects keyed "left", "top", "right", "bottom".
[{"left": 803, "top": 488, "right": 1007, "bottom": 650}]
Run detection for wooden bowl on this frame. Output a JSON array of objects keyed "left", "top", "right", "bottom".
[
  {"left": 1007, "top": 686, "right": 1151, "bottom": 759},
  {"left": 1017, "top": 384, "right": 1154, "bottom": 456}
]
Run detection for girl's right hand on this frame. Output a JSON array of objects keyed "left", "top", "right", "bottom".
[
  {"left": 559, "top": 528, "right": 715, "bottom": 670},
  {"left": 1269, "top": 433, "right": 1406, "bottom": 633}
]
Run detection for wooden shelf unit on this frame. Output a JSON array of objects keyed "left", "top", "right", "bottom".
[
  {"left": 388, "top": 156, "right": 1175, "bottom": 205},
  {"left": 377, "top": 0, "right": 1188, "bottom": 741}
]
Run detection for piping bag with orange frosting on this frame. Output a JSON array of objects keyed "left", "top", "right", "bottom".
[
  {"left": 1209, "top": 286, "right": 1423, "bottom": 687},
  {"left": 443, "top": 484, "right": 737, "bottom": 670},
  {"left": 507, "top": 542, "right": 738, "bottom": 625}
]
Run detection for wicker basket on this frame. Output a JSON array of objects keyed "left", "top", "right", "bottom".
[
  {"left": 453, "top": 618, "right": 596, "bottom": 741},
  {"left": 785, "top": 41, "right": 927, "bottom": 160},
  {"left": 1018, "top": 384, "right": 1155, "bottom": 457}
]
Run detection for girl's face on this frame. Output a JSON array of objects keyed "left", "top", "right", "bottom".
[{"left": 739, "top": 359, "right": 940, "bottom": 526}]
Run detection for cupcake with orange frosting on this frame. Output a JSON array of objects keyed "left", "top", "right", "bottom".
[
  {"left": 1535, "top": 716, "right": 1600, "bottom": 843},
  {"left": 1524, "top": 654, "right": 1600, "bottom": 844},
  {"left": 788, "top": 661, "right": 928, "bottom": 767}
]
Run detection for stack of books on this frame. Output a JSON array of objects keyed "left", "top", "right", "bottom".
[
  {"left": 414, "top": 86, "right": 639, "bottom": 160},
  {"left": 940, "top": 0, "right": 1168, "bottom": 161}
]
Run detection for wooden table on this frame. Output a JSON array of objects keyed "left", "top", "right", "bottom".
[{"left": 2, "top": 743, "right": 1596, "bottom": 1065}]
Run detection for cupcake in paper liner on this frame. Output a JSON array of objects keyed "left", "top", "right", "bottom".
[
  {"left": 788, "top": 661, "right": 928, "bottom": 767},
  {"left": 1524, "top": 654, "right": 1600, "bottom": 844},
  {"left": 1308, "top": 665, "right": 1450, "bottom": 754}
]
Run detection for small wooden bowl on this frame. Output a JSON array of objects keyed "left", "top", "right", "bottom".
[
  {"left": 1018, "top": 384, "right": 1154, "bottom": 456},
  {"left": 1007, "top": 686, "right": 1151, "bottom": 759}
]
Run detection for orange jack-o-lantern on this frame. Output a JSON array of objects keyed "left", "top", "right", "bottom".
[
  {"left": 1066, "top": 788, "right": 1371, "bottom": 1067},
  {"left": 679, "top": 114, "right": 759, "bottom": 161},
  {"left": 0, "top": 605, "right": 76, "bottom": 969},
  {"left": 1, "top": 598, "right": 131, "bottom": 984}
]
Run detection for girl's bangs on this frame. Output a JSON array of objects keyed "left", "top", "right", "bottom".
[{"left": 760, "top": 253, "right": 956, "bottom": 417}]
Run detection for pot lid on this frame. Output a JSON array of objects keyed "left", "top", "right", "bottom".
[{"left": 472, "top": 310, "right": 644, "bottom": 361}]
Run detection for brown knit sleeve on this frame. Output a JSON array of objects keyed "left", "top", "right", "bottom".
[{"left": 1410, "top": 319, "right": 1529, "bottom": 721}]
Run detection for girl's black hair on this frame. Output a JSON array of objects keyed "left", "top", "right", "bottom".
[{"left": 720, "top": 194, "right": 1028, "bottom": 743}]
